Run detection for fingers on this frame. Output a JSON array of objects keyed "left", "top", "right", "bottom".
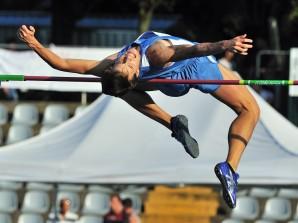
[
  {"left": 19, "top": 25, "right": 35, "bottom": 35},
  {"left": 233, "top": 34, "right": 253, "bottom": 55},
  {"left": 236, "top": 42, "right": 253, "bottom": 50},
  {"left": 243, "top": 38, "right": 253, "bottom": 44},
  {"left": 233, "top": 49, "right": 248, "bottom": 55},
  {"left": 233, "top": 45, "right": 249, "bottom": 55},
  {"left": 236, "top": 35, "right": 253, "bottom": 44},
  {"left": 17, "top": 28, "right": 26, "bottom": 40},
  {"left": 20, "top": 25, "right": 29, "bottom": 33},
  {"left": 29, "top": 26, "right": 35, "bottom": 33},
  {"left": 17, "top": 25, "right": 36, "bottom": 43},
  {"left": 17, "top": 27, "right": 25, "bottom": 40}
]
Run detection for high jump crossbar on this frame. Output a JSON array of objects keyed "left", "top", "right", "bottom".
[{"left": 0, "top": 74, "right": 298, "bottom": 86}]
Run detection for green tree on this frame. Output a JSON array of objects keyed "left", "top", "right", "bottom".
[{"left": 289, "top": 0, "right": 298, "bottom": 21}]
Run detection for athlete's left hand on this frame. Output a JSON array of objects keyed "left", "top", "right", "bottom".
[{"left": 229, "top": 34, "right": 253, "bottom": 55}]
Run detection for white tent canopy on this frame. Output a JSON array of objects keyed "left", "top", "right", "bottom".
[{"left": 0, "top": 90, "right": 297, "bottom": 185}]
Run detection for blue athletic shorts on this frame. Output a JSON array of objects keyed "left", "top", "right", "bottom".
[{"left": 158, "top": 56, "right": 223, "bottom": 97}]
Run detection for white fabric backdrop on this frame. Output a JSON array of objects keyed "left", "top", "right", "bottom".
[{"left": 0, "top": 89, "right": 297, "bottom": 184}]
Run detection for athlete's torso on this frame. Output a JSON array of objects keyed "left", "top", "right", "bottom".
[
  {"left": 118, "top": 31, "right": 197, "bottom": 78},
  {"left": 117, "top": 31, "right": 219, "bottom": 96}
]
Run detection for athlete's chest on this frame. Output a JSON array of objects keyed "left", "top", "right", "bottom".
[{"left": 144, "top": 40, "right": 172, "bottom": 68}]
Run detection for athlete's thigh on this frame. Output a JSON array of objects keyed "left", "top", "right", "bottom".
[{"left": 211, "top": 64, "right": 257, "bottom": 113}]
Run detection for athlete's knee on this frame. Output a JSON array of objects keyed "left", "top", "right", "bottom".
[
  {"left": 252, "top": 100, "right": 260, "bottom": 122},
  {"left": 235, "top": 98, "right": 260, "bottom": 124},
  {"left": 248, "top": 95, "right": 260, "bottom": 122}
]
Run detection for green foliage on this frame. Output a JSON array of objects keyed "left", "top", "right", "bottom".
[{"left": 289, "top": 0, "right": 298, "bottom": 21}]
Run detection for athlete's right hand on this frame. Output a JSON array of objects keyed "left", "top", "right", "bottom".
[{"left": 17, "top": 25, "right": 37, "bottom": 46}]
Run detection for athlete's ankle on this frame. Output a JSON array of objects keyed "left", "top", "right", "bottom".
[{"left": 227, "top": 162, "right": 237, "bottom": 173}]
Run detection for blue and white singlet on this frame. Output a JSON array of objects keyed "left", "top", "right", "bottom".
[{"left": 118, "top": 31, "right": 223, "bottom": 96}]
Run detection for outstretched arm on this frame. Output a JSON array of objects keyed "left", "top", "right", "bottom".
[
  {"left": 178, "top": 34, "right": 252, "bottom": 57},
  {"left": 150, "top": 34, "right": 253, "bottom": 64},
  {"left": 17, "top": 25, "right": 117, "bottom": 75}
]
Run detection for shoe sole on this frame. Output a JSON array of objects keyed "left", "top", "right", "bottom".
[
  {"left": 176, "top": 115, "right": 199, "bottom": 158},
  {"left": 181, "top": 131, "right": 199, "bottom": 158},
  {"left": 214, "top": 165, "right": 235, "bottom": 208}
]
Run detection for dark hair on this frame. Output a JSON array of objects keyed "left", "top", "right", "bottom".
[
  {"left": 60, "top": 198, "right": 71, "bottom": 208},
  {"left": 101, "top": 71, "right": 138, "bottom": 97},
  {"left": 122, "top": 198, "right": 133, "bottom": 208}
]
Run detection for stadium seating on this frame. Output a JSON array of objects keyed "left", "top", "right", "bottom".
[
  {"left": 57, "top": 183, "right": 85, "bottom": 192},
  {"left": 38, "top": 125, "right": 55, "bottom": 135},
  {"left": 293, "top": 202, "right": 298, "bottom": 220},
  {"left": 78, "top": 215, "right": 104, "bottom": 223},
  {"left": 6, "top": 124, "right": 33, "bottom": 144},
  {"left": 87, "top": 185, "right": 113, "bottom": 194},
  {"left": 0, "top": 190, "right": 18, "bottom": 213},
  {"left": 2, "top": 178, "right": 298, "bottom": 223},
  {"left": 120, "top": 185, "right": 148, "bottom": 194},
  {"left": 249, "top": 187, "right": 277, "bottom": 198},
  {"left": 0, "top": 181, "right": 23, "bottom": 190},
  {"left": 0, "top": 101, "right": 88, "bottom": 145},
  {"left": 17, "top": 213, "right": 44, "bottom": 223},
  {"left": 22, "top": 191, "right": 50, "bottom": 214},
  {"left": 0, "top": 102, "right": 82, "bottom": 144},
  {"left": 255, "top": 220, "right": 276, "bottom": 223},
  {"left": 12, "top": 104, "right": 39, "bottom": 126},
  {"left": 42, "top": 104, "right": 69, "bottom": 126},
  {"left": 75, "top": 105, "right": 87, "bottom": 116},
  {"left": 0, "top": 127, "right": 3, "bottom": 144},
  {"left": 222, "top": 219, "right": 245, "bottom": 223},
  {"left": 0, "top": 213, "right": 12, "bottom": 223},
  {"left": 277, "top": 188, "right": 298, "bottom": 199},
  {"left": 82, "top": 192, "right": 110, "bottom": 216},
  {"left": 26, "top": 182, "right": 54, "bottom": 192},
  {"left": 0, "top": 103, "right": 8, "bottom": 125},
  {"left": 262, "top": 197, "right": 292, "bottom": 221},
  {"left": 230, "top": 196, "right": 259, "bottom": 220},
  {"left": 236, "top": 189, "right": 249, "bottom": 197}
]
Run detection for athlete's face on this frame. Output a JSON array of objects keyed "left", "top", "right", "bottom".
[{"left": 112, "top": 46, "right": 141, "bottom": 81}]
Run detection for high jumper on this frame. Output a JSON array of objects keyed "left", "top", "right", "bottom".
[{"left": 18, "top": 25, "right": 259, "bottom": 208}]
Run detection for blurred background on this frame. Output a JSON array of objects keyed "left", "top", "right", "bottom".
[
  {"left": 0, "top": 1, "right": 297, "bottom": 223},
  {"left": 0, "top": 0, "right": 297, "bottom": 123}
]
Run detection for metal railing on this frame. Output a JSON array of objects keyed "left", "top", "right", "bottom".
[{"left": 255, "top": 50, "right": 289, "bottom": 79}]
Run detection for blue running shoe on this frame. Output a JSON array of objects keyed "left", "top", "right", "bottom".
[
  {"left": 171, "top": 115, "right": 199, "bottom": 158},
  {"left": 214, "top": 162, "right": 239, "bottom": 208}
]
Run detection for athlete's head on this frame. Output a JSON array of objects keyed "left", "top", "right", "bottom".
[
  {"left": 102, "top": 45, "right": 141, "bottom": 97},
  {"left": 102, "top": 70, "right": 138, "bottom": 97}
]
